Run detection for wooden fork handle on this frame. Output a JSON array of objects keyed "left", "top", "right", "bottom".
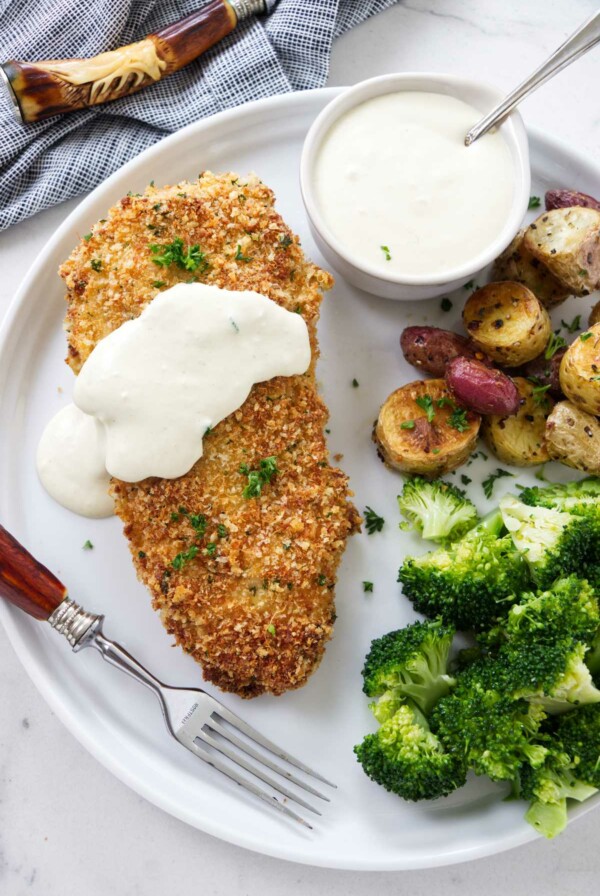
[
  {"left": 0, "top": 525, "right": 67, "bottom": 620},
  {"left": 1, "top": 0, "right": 266, "bottom": 123}
]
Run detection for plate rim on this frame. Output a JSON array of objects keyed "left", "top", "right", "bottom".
[{"left": 0, "top": 86, "right": 599, "bottom": 870}]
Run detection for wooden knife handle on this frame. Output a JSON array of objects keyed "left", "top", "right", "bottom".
[
  {"left": 1, "top": 0, "right": 263, "bottom": 123},
  {"left": 0, "top": 525, "right": 67, "bottom": 621}
]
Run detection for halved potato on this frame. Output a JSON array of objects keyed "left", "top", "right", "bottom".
[
  {"left": 462, "top": 281, "right": 551, "bottom": 367},
  {"left": 374, "top": 379, "right": 480, "bottom": 478},
  {"left": 589, "top": 300, "right": 600, "bottom": 327},
  {"left": 523, "top": 207, "right": 600, "bottom": 296},
  {"left": 482, "top": 377, "right": 554, "bottom": 466},
  {"left": 559, "top": 323, "right": 600, "bottom": 415},
  {"left": 492, "top": 229, "right": 569, "bottom": 308},
  {"left": 545, "top": 401, "right": 600, "bottom": 473}
]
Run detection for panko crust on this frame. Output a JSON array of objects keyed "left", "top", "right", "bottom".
[{"left": 60, "top": 172, "right": 359, "bottom": 697}]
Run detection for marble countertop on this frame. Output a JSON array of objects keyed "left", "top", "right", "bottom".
[{"left": 1, "top": 1, "right": 600, "bottom": 893}]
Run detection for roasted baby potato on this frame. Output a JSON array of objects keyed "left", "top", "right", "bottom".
[
  {"left": 492, "top": 229, "right": 569, "bottom": 308},
  {"left": 463, "top": 281, "right": 552, "bottom": 367},
  {"left": 545, "top": 401, "right": 600, "bottom": 473},
  {"left": 482, "top": 377, "right": 554, "bottom": 467},
  {"left": 519, "top": 346, "right": 566, "bottom": 399},
  {"left": 374, "top": 379, "right": 480, "bottom": 478},
  {"left": 559, "top": 324, "right": 600, "bottom": 415},
  {"left": 400, "top": 326, "right": 489, "bottom": 377},
  {"left": 446, "top": 356, "right": 520, "bottom": 416},
  {"left": 545, "top": 189, "right": 600, "bottom": 211},
  {"left": 523, "top": 207, "right": 600, "bottom": 296},
  {"left": 589, "top": 301, "right": 600, "bottom": 328}
]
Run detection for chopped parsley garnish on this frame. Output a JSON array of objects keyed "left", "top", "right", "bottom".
[
  {"left": 204, "top": 541, "right": 217, "bottom": 557},
  {"left": 362, "top": 581, "right": 374, "bottom": 593},
  {"left": 352, "top": 378, "right": 360, "bottom": 388},
  {"left": 544, "top": 332, "right": 567, "bottom": 359},
  {"left": 217, "top": 524, "right": 228, "bottom": 539},
  {"left": 83, "top": 232, "right": 92, "bottom": 241},
  {"left": 400, "top": 420, "right": 415, "bottom": 430},
  {"left": 278, "top": 234, "right": 293, "bottom": 249},
  {"left": 448, "top": 407, "right": 469, "bottom": 432},
  {"left": 532, "top": 383, "right": 551, "bottom": 405},
  {"left": 235, "top": 244, "right": 253, "bottom": 263},
  {"left": 171, "top": 545, "right": 199, "bottom": 570},
  {"left": 90, "top": 259, "right": 102, "bottom": 272},
  {"left": 82, "top": 540, "right": 94, "bottom": 550},
  {"left": 415, "top": 394, "right": 435, "bottom": 422},
  {"left": 364, "top": 506, "right": 385, "bottom": 534},
  {"left": 267, "top": 624, "right": 276, "bottom": 636},
  {"left": 152, "top": 280, "right": 166, "bottom": 289},
  {"left": 460, "top": 474, "right": 472, "bottom": 486},
  {"left": 482, "top": 468, "right": 514, "bottom": 499},
  {"left": 380, "top": 245, "right": 392, "bottom": 261},
  {"left": 528, "top": 196, "right": 541, "bottom": 209},
  {"left": 561, "top": 315, "right": 581, "bottom": 333},
  {"left": 138, "top": 551, "right": 146, "bottom": 559},
  {"left": 317, "top": 574, "right": 327, "bottom": 586},
  {"left": 580, "top": 332, "right": 593, "bottom": 342},
  {"left": 239, "top": 456, "right": 279, "bottom": 498},
  {"left": 535, "top": 465, "right": 548, "bottom": 482},
  {"left": 149, "top": 237, "right": 209, "bottom": 273},
  {"left": 440, "top": 297, "right": 452, "bottom": 312}
]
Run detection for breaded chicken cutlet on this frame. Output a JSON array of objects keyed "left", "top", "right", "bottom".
[{"left": 59, "top": 171, "right": 360, "bottom": 697}]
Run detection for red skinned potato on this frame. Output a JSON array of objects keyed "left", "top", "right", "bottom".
[
  {"left": 400, "top": 326, "right": 490, "bottom": 377},
  {"left": 446, "top": 357, "right": 520, "bottom": 416},
  {"left": 519, "top": 347, "right": 566, "bottom": 399},
  {"left": 545, "top": 190, "right": 600, "bottom": 211}
]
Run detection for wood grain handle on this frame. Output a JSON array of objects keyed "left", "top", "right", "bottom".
[
  {"left": 0, "top": 525, "right": 67, "bottom": 621},
  {"left": 1, "top": 0, "right": 262, "bottom": 123}
]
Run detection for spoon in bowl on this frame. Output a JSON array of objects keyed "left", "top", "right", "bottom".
[{"left": 465, "top": 9, "right": 600, "bottom": 146}]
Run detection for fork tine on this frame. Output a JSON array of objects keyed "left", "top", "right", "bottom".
[
  {"left": 196, "top": 729, "right": 322, "bottom": 816},
  {"left": 184, "top": 737, "right": 313, "bottom": 829},
  {"left": 212, "top": 706, "right": 336, "bottom": 788},
  {"left": 205, "top": 718, "right": 330, "bottom": 802}
]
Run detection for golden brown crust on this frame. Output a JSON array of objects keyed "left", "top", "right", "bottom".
[{"left": 60, "top": 172, "right": 359, "bottom": 697}]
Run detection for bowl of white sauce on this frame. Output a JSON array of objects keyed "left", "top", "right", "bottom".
[{"left": 300, "top": 73, "right": 530, "bottom": 300}]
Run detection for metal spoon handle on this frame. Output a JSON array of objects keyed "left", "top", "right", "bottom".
[{"left": 465, "top": 9, "right": 600, "bottom": 146}]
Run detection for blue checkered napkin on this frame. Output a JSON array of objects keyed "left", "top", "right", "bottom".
[{"left": 0, "top": 0, "right": 399, "bottom": 230}]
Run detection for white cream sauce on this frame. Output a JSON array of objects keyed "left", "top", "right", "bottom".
[
  {"left": 37, "top": 404, "right": 114, "bottom": 518},
  {"left": 37, "top": 283, "right": 310, "bottom": 517},
  {"left": 314, "top": 91, "right": 515, "bottom": 277}
]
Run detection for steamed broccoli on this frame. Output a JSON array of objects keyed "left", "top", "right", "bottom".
[
  {"left": 586, "top": 630, "right": 600, "bottom": 680},
  {"left": 520, "top": 745, "right": 597, "bottom": 839},
  {"left": 354, "top": 702, "right": 467, "bottom": 801},
  {"left": 398, "top": 511, "right": 530, "bottom": 631},
  {"left": 556, "top": 704, "right": 600, "bottom": 787},
  {"left": 500, "top": 640, "right": 600, "bottom": 714},
  {"left": 362, "top": 619, "right": 456, "bottom": 716},
  {"left": 519, "top": 477, "right": 600, "bottom": 511},
  {"left": 499, "top": 494, "right": 600, "bottom": 588},
  {"left": 397, "top": 477, "right": 478, "bottom": 543},
  {"left": 505, "top": 576, "right": 599, "bottom": 646}
]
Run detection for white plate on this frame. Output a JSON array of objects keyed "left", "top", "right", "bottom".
[{"left": 0, "top": 88, "right": 598, "bottom": 871}]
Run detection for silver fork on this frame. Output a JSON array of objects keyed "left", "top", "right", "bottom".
[{"left": 0, "top": 525, "right": 334, "bottom": 829}]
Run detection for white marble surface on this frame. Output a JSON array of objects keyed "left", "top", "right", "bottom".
[{"left": 1, "top": 1, "right": 600, "bottom": 892}]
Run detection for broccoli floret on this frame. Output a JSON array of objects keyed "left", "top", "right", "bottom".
[
  {"left": 520, "top": 745, "right": 597, "bottom": 839},
  {"left": 354, "top": 702, "right": 466, "bottom": 800},
  {"left": 397, "top": 477, "right": 478, "bottom": 543},
  {"left": 586, "top": 630, "right": 600, "bottom": 680},
  {"left": 362, "top": 619, "right": 456, "bottom": 716},
  {"left": 500, "top": 494, "right": 600, "bottom": 588},
  {"left": 556, "top": 704, "right": 600, "bottom": 788},
  {"left": 500, "top": 640, "right": 600, "bottom": 714},
  {"left": 431, "top": 661, "right": 548, "bottom": 782},
  {"left": 398, "top": 511, "right": 530, "bottom": 631},
  {"left": 506, "top": 576, "right": 599, "bottom": 646},
  {"left": 520, "top": 477, "right": 600, "bottom": 511}
]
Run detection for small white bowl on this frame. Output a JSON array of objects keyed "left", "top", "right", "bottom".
[{"left": 300, "top": 73, "right": 530, "bottom": 300}]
